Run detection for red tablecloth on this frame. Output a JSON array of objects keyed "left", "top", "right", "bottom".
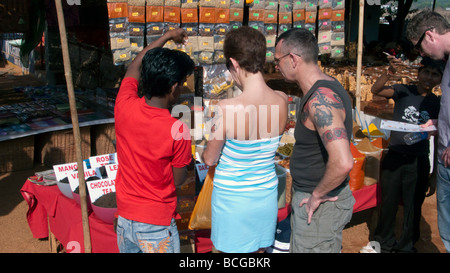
[
  {"left": 21, "top": 179, "right": 379, "bottom": 253},
  {"left": 352, "top": 183, "right": 381, "bottom": 213},
  {"left": 20, "top": 179, "right": 119, "bottom": 253}
]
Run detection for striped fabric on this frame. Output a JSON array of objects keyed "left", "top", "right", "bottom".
[{"left": 214, "top": 136, "right": 281, "bottom": 192}]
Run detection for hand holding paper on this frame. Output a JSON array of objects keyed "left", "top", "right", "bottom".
[{"left": 380, "top": 120, "right": 437, "bottom": 132}]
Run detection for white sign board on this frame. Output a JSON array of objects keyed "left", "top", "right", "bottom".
[
  {"left": 67, "top": 168, "right": 102, "bottom": 192},
  {"left": 87, "top": 178, "right": 116, "bottom": 203},
  {"left": 195, "top": 163, "right": 209, "bottom": 182},
  {"left": 89, "top": 153, "right": 118, "bottom": 168},
  {"left": 104, "top": 163, "right": 119, "bottom": 179},
  {"left": 53, "top": 161, "right": 88, "bottom": 182}
]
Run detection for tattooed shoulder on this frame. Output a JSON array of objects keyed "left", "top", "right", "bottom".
[
  {"left": 305, "top": 87, "right": 345, "bottom": 128},
  {"left": 321, "top": 127, "right": 348, "bottom": 144}
]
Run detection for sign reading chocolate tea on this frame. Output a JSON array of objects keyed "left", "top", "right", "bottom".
[{"left": 87, "top": 178, "right": 116, "bottom": 202}]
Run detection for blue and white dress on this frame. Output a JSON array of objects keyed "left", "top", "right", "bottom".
[{"left": 211, "top": 136, "right": 281, "bottom": 253}]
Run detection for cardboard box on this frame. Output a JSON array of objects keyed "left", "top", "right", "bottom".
[
  {"left": 264, "top": 10, "right": 277, "bottom": 24},
  {"left": 293, "top": 9, "right": 305, "bottom": 22},
  {"left": 319, "top": 8, "right": 332, "bottom": 20},
  {"left": 165, "top": 0, "right": 182, "bottom": 6},
  {"left": 181, "top": 8, "right": 198, "bottom": 23},
  {"left": 107, "top": 3, "right": 128, "bottom": 19},
  {"left": 248, "top": 9, "right": 264, "bottom": 22},
  {"left": 215, "top": 8, "right": 230, "bottom": 24},
  {"left": 279, "top": 12, "right": 292, "bottom": 24},
  {"left": 128, "top": 5, "right": 146, "bottom": 23},
  {"left": 229, "top": 8, "right": 243, "bottom": 22},
  {"left": 199, "top": 7, "right": 216, "bottom": 23},
  {"left": 331, "top": 9, "right": 345, "bottom": 21},
  {"left": 164, "top": 6, "right": 181, "bottom": 23},
  {"left": 217, "top": 0, "right": 230, "bottom": 8},
  {"left": 305, "top": 11, "right": 317, "bottom": 23},
  {"left": 147, "top": 6, "right": 164, "bottom": 22}
]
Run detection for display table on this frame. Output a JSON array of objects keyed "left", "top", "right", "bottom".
[
  {"left": 21, "top": 178, "right": 380, "bottom": 253},
  {"left": 20, "top": 179, "right": 119, "bottom": 253}
]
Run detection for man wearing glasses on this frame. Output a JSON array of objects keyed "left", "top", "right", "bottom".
[
  {"left": 406, "top": 10, "right": 450, "bottom": 253},
  {"left": 274, "top": 28, "right": 355, "bottom": 253}
]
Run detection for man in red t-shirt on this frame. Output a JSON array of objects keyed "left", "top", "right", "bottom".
[{"left": 114, "top": 28, "right": 195, "bottom": 253}]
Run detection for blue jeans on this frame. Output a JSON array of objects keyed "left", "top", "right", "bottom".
[
  {"left": 437, "top": 163, "right": 450, "bottom": 253},
  {"left": 116, "top": 216, "right": 180, "bottom": 253}
]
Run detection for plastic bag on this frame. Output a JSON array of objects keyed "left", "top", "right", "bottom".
[
  {"left": 188, "top": 165, "right": 215, "bottom": 230},
  {"left": 349, "top": 143, "right": 365, "bottom": 191}
]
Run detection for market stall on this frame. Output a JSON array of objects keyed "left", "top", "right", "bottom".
[
  {"left": 19, "top": 151, "right": 197, "bottom": 253},
  {"left": 9, "top": 0, "right": 440, "bottom": 253}
]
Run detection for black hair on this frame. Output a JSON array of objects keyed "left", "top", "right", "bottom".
[
  {"left": 275, "top": 28, "right": 319, "bottom": 63},
  {"left": 141, "top": 47, "right": 195, "bottom": 99}
]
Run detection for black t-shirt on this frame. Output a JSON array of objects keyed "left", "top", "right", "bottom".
[
  {"left": 388, "top": 84, "right": 440, "bottom": 155},
  {"left": 290, "top": 79, "right": 353, "bottom": 193}
]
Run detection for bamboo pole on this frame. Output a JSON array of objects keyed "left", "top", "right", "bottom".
[
  {"left": 54, "top": 0, "right": 92, "bottom": 253},
  {"left": 355, "top": 0, "right": 364, "bottom": 124}
]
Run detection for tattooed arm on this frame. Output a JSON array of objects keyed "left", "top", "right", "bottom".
[
  {"left": 299, "top": 87, "right": 354, "bottom": 223},
  {"left": 202, "top": 101, "right": 227, "bottom": 166}
]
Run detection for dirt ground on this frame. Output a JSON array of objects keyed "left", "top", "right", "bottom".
[
  {"left": 0, "top": 62, "right": 446, "bottom": 254},
  {"left": 0, "top": 163, "right": 446, "bottom": 253}
]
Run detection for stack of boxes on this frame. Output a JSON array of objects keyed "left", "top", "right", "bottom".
[
  {"left": 318, "top": 0, "right": 331, "bottom": 54},
  {"left": 107, "top": 1, "right": 132, "bottom": 65},
  {"left": 330, "top": 0, "right": 345, "bottom": 58},
  {"left": 176, "top": 168, "right": 196, "bottom": 239},
  {"left": 107, "top": 0, "right": 245, "bottom": 66},
  {"left": 248, "top": 0, "right": 280, "bottom": 62},
  {"left": 106, "top": 0, "right": 346, "bottom": 65},
  {"left": 128, "top": 1, "right": 146, "bottom": 60}
]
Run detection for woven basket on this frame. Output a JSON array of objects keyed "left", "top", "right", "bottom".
[
  {"left": 36, "top": 127, "right": 91, "bottom": 167},
  {"left": 0, "top": 136, "right": 34, "bottom": 173},
  {"left": 91, "top": 123, "right": 116, "bottom": 155}
]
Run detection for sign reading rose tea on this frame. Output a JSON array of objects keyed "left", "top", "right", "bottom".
[{"left": 89, "top": 153, "right": 118, "bottom": 168}]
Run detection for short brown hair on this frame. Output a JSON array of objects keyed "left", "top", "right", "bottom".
[
  {"left": 223, "top": 26, "right": 266, "bottom": 73},
  {"left": 406, "top": 10, "right": 450, "bottom": 41}
]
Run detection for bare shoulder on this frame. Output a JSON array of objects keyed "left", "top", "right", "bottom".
[
  {"left": 216, "top": 97, "right": 238, "bottom": 112},
  {"left": 274, "top": 90, "right": 289, "bottom": 102}
]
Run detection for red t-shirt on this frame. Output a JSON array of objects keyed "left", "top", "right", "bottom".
[{"left": 114, "top": 77, "right": 192, "bottom": 226}]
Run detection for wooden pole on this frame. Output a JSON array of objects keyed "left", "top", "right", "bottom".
[
  {"left": 355, "top": 0, "right": 364, "bottom": 123},
  {"left": 54, "top": 0, "right": 92, "bottom": 253}
]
